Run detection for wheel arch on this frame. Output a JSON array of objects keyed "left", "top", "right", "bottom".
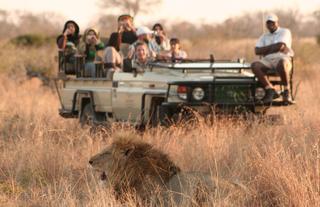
[{"left": 70, "top": 90, "right": 95, "bottom": 115}]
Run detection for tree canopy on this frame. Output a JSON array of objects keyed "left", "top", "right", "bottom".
[{"left": 99, "top": 0, "right": 162, "bottom": 17}]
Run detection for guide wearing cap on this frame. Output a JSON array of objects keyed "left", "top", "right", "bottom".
[{"left": 251, "top": 13, "right": 294, "bottom": 104}]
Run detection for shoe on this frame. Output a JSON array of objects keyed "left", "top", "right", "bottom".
[
  {"left": 282, "top": 89, "right": 292, "bottom": 105},
  {"left": 263, "top": 88, "right": 280, "bottom": 104}
]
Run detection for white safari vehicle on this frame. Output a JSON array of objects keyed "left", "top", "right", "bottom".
[{"left": 55, "top": 52, "right": 294, "bottom": 126}]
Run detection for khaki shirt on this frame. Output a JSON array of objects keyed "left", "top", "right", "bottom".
[{"left": 132, "top": 58, "right": 152, "bottom": 73}]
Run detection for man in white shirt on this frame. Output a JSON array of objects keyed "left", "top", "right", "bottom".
[{"left": 251, "top": 14, "right": 294, "bottom": 104}]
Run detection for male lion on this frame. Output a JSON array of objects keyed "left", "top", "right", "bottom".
[{"left": 89, "top": 134, "right": 242, "bottom": 206}]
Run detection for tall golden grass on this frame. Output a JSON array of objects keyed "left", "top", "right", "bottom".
[{"left": 0, "top": 38, "right": 319, "bottom": 206}]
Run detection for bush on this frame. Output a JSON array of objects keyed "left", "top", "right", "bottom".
[{"left": 10, "top": 34, "right": 54, "bottom": 47}]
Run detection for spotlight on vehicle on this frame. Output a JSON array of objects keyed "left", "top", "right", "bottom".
[
  {"left": 192, "top": 87, "right": 205, "bottom": 101},
  {"left": 255, "top": 87, "right": 266, "bottom": 100}
]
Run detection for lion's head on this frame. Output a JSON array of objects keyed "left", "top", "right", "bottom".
[{"left": 89, "top": 134, "right": 181, "bottom": 200}]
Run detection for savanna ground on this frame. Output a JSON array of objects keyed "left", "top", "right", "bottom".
[{"left": 0, "top": 35, "right": 320, "bottom": 206}]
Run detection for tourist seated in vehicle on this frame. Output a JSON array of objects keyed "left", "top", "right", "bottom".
[
  {"left": 127, "top": 26, "right": 160, "bottom": 59},
  {"left": 152, "top": 23, "right": 170, "bottom": 51},
  {"left": 56, "top": 20, "right": 81, "bottom": 50},
  {"left": 251, "top": 13, "right": 294, "bottom": 104},
  {"left": 161, "top": 38, "right": 188, "bottom": 61},
  {"left": 78, "top": 28, "right": 105, "bottom": 77},
  {"left": 56, "top": 20, "right": 81, "bottom": 74},
  {"left": 103, "top": 14, "right": 137, "bottom": 71},
  {"left": 103, "top": 35, "right": 122, "bottom": 72},
  {"left": 130, "top": 41, "right": 153, "bottom": 73}
]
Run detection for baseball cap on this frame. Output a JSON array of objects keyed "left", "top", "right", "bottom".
[
  {"left": 266, "top": 13, "right": 279, "bottom": 22},
  {"left": 136, "top": 26, "right": 154, "bottom": 36}
]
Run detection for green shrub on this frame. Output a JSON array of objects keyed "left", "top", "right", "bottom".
[{"left": 10, "top": 34, "right": 54, "bottom": 47}]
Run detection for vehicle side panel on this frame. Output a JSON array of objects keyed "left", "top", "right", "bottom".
[{"left": 60, "top": 79, "right": 113, "bottom": 112}]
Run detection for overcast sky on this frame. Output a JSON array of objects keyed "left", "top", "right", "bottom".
[{"left": 1, "top": 0, "right": 319, "bottom": 27}]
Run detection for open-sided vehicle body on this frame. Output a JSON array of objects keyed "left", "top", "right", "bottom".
[{"left": 55, "top": 52, "right": 292, "bottom": 126}]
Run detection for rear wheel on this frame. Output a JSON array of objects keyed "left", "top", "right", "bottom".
[
  {"left": 80, "top": 103, "right": 95, "bottom": 126},
  {"left": 80, "top": 103, "right": 105, "bottom": 127}
]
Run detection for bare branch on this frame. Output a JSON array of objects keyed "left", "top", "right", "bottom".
[{"left": 98, "top": 0, "right": 162, "bottom": 17}]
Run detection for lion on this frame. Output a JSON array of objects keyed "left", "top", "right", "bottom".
[{"left": 89, "top": 134, "right": 245, "bottom": 206}]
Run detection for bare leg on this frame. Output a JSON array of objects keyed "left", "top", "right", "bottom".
[
  {"left": 251, "top": 62, "right": 272, "bottom": 88},
  {"left": 104, "top": 47, "right": 122, "bottom": 66},
  {"left": 276, "top": 58, "right": 292, "bottom": 103},
  {"left": 276, "top": 58, "right": 291, "bottom": 87}
]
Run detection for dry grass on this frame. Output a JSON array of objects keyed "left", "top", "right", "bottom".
[
  {"left": 0, "top": 40, "right": 57, "bottom": 78},
  {"left": 0, "top": 38, "right": 319, "bottom": 206}
]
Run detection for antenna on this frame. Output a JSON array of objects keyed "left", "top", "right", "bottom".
[{"left": 262, "top": 11, "right": 265, "bottom": 33}]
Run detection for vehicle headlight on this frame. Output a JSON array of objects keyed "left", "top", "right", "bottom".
[
  {"left": 177, "top": 85, "right": 187, "bottom": 100},
  {"left": 192, "top": 87, "right": 205, "bottom": 101},
  {"left": 255, "top": 87, "right": 265, "bottom": 100}
]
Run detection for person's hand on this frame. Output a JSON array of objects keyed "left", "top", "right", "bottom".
[
  {"left": 87, "top": 34, "right": 97, "bottom": 45},
  {"left": 90, "top": 35, "right": 97, "bottom": 45},
  {"left": 281, "top": 45, "right": 290, "bottom": 54},
  {"left": 125, "top": 20, "right": 135, "bottom": 31},
  {"left": 63, "top": 28, "right": 70, "bottom": 36},
  {"left": 92, "top": 36, "right": 98, "bottom": 44},
  {"left": 118, "top": 24, "right": 125, "bottom": 33},
  {"left": 158, "top": 31, "right": 166, "bottom": 39}
]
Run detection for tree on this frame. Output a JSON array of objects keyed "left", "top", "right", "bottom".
[
  {"left": 99, "top": 0, "right": 162, "bottom": 17},
  {"left": 314, "top": 9, "right": 320, "bottom": 45}
]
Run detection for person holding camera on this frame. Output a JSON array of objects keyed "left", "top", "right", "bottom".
[
  {"left": 56, "top": 20, "right": 81, "bottom": 50},
  {"left": 78, "top": 28, "right": 105, "bottom": 77},
  {"left": 152, "top": 23, "right": 170, "bottom": 51},
  {"left": 103, "top": 14, "right": 138, "bottom": 71}
]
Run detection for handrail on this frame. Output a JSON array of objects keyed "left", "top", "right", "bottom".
[{"left": 149, "top": 61, "right": 251, "bottom": 70}]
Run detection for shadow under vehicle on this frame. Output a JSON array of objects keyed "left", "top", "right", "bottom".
[{"left": 55, "top": 51, "right": 295, "bottom": 127}]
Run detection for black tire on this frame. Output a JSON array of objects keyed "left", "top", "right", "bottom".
[
  {"left": 80, "top": 103, "right": 105, "bottom": 127},
  {"left": 80, "top": 103, "right": 95, "bottom": 127},
  {"left": 158, "top": 105, "right": 172, "bottom": 127}
]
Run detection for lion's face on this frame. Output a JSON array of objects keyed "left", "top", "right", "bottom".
[
  {"left": 89, "top": 142, "right": 135, "bottom": 181},
  {"left": 89, "top": 145, "right": 114, "bottom": 181},
  {"left": 89, "top": 137, "right": 182, "bottom": 202}
]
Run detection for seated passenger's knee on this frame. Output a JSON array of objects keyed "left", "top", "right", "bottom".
[
  {"left": 251, "top": 62, "right": 261, "bottom": 73},
  {"left": 104, "top": 47, "right": 116, "bottom": 62},
  {"left": 278, "top": 58, "right": 292, "bottom": 71},
  {"left": 104, "top": 46, "right": 116, "bottom": 54}
]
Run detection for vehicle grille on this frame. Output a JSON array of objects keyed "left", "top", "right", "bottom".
[
  {"left": 188, "top": 84, "right": 252, "bottom": 104},
  {"left": 214, "top": 85, "right": 252, "bottom": 104}
]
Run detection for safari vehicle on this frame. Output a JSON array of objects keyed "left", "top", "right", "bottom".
[{"left": 55, "top": 51, "right": 295, "bottom": 126}]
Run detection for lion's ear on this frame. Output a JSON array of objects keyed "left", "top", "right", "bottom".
[{"left": 123, "top": 146, "right": 135, "bottom": 156}]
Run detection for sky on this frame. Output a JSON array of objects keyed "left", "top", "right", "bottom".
[{"left": 1, "top": 0, "right": 320, "bottom": 27}]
